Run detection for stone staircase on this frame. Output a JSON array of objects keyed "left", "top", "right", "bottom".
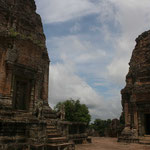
[
  {"left": 139, "top": 135, "right": 150, "bottom": 145},
  {"left": 42, "top": 105, "right": 75, "bottom": 149},
  {"left": 46, "top": 121, "right": 74, "bottom": 150},
  {"left": 0, "top": 108, "right": 75, "bottom": 149}
]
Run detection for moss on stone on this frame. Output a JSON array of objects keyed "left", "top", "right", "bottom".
[{"left": 8, "top": 28, "right": 45, "bottom": 48}]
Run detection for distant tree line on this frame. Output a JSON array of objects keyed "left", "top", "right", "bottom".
[
  {"left": 89, "top": 112, "right": 125, "bottom": 137},
  {"left": 54, "top": 99, "right": 125, "bottom": 137}
]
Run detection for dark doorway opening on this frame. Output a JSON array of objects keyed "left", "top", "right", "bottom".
[
  {"left": 13, "top": 78, "right": 31, "bottom": 110},
  {"left": 145, "top": 114, "right": 150, "bottom": 135}
]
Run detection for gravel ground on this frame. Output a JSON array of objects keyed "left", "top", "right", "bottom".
[{"left": 75, "top": 137, "right": 150, "bottom": 150}]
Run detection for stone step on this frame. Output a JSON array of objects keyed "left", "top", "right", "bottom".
[
  {"left": 0, "top": 111, "right": 15, "bottom": 117},
  {"left": 118, "top": 137, "right": 139, "bottom": 143},
  {"left": 47, "top": 129, "right": 58, "bottom": 133},
  {"left": 139, "top": 136, "right": 150, "bottom": 145},
  {"left": 14, "top": 114, "right": 32, "bottom": 118},
  {"left": 139, "top": 140, "right": 150, "bottom": 145},
  {"left": 0, "top": 110, "right": 32, "bottom": 119},
  {"left": 48, "top": 137, "right": 67, "bottom": 143},
  {"left": 47, "top": 126, "right": 56, "bottom": 129},
  {"left": 47, "top": 121, "right": 57, "bottom": 126},
  {"left": 47, "top": 142, "right": 73, "bottom": 150},
  {"left": 45, "top": 120, "right": 72, "bottom": 149},
  {"left": 48, "top": 133, "right": 62, "bottom": 138},
  {"left": 47, "top": 128, "right": 57, "bottom": 131},
  {"left": 0, "top": 136, "right": 26, "bottom": 144},
  {"left": 30, "top": 144, "right": 45, "bottom": 149},
  {"left": 44, "top": 113, "right": 57, "bottom": 119}
]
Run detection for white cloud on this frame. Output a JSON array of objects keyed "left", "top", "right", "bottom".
[
  {"left": 35, "top": 0, "right": 116, "bottom": 24},
  {"left": 49, "top": 63, "right": 121, "bottom": 119},
  {"left": 47, "top": 35, "right": 106, "bottom": 66},
  {"left": 35, "top": 0, "right": 150, "bottom": 120},
  {"left": 105, "top": 0, "right": 150, "bottom": 86},
  {"left": 111, "top": 0, "right": 150, "bottom": 33},
  {"left": 94, "top": 82, "right": 106, "bottom": 87},
  {"left": 70, "top": 23, "right": 81, "bottom": 33},
  {"left": 35, "top": 0, "right": 99, "bottom": 23},
  {"left": 49, "top": 63, "right": 101, "bottom": 105},
  {"left": 47, "top": 35, "right": 121, "bottom": 119}
]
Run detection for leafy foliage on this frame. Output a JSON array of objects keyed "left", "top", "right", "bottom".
[
  {"left": 90, "top": 114, "right": 125, "bottom": 137},
  {"left": 91, "top": 119, "right": 112, "bottom": 136},
  {"left": 54, "top": 99, "right": 91, "bottom": 124}
]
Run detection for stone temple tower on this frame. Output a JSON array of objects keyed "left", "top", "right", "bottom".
[
  {"left": 0, "top": 0, "right": 73, "bottom": 149},
  {"left": 119, "top": 30, "right": 150, "bottom": 142},
  {"left": 0, "top": 0, "right": 50, "bottom": 112}
]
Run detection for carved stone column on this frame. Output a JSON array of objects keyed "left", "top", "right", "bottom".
[{"left": 124, "top": 103, "right": 130, "bottom": 127}]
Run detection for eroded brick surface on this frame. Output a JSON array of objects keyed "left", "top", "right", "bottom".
[{"left": 120, "top": 30, "right": 150, "bottom": 142}]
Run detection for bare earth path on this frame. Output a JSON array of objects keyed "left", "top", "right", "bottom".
[{"left": 75, "top": 137, "right": 150, "bottom": 150}]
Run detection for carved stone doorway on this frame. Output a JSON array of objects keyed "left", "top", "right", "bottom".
[
  {"left": 145, "top": 114, "right": 150, "bottom": 135},
  {"left": 13, "top": 78, "right": 31, "bottom": 110}
]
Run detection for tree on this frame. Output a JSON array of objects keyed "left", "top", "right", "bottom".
[
  {"left": 54, "top": 99, "right": 91, "bottom": 124},
  {"left": 91, "top": 119, "right": 112, "bottom": 136}
]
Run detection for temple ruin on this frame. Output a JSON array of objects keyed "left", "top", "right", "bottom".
[
  {"left": 119, "top": 30, "right": 150, "bottom": 143},
  {"left": 0, "top": 0, "right": 74, "bottom": 149}
]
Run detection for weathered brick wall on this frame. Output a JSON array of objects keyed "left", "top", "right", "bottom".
[
  {"left": 0, "top": 0, "right": 50, "bottom": 108},
  {"left": 0, "top": 0, "right": 51, "bottom": 149}
]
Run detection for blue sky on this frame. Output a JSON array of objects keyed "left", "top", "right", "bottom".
[{"left": 35, "top": 0, "right": 150, "bottom": 120}]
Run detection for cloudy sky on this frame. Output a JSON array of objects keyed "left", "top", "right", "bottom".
[{"left": 35, "top": 0, "right": 150, "bottom": 120}]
